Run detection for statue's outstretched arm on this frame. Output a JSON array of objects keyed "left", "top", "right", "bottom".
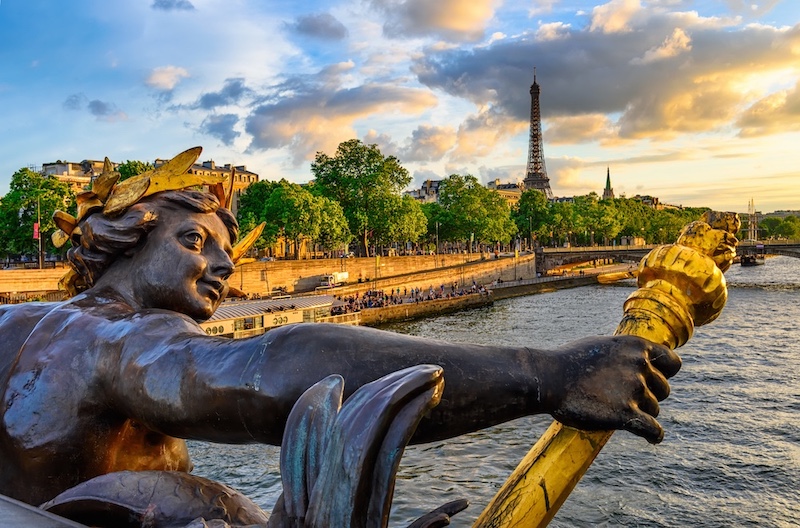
[{"left": 108, "top": 316, "right": 678, "bottom": 446}]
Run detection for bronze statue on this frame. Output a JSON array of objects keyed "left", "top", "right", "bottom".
[{"left": 0, "top": 148, "right": 680, "bottom": 523}]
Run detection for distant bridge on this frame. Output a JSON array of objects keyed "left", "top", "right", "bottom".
[
  {"left": 739, "top": 240, "right": 800, "bottom": 259},
  {"left": 535, "top": 245, "right": 655, "bottom": 275},
  {"left": 534, "top": 240, "right": 800, "bottom": 274}
]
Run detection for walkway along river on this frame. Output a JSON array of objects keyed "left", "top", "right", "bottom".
[{"left": 188, "top": 256, "right": 800, "bottom": 527}]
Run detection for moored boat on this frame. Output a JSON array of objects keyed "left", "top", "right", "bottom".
[{"left": 741, "top": 243, "right": 765, "bottom": 266}]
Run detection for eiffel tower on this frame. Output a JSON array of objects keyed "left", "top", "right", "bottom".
[{"left": 522, "top": 69, "right": 553, "bottom": 199}]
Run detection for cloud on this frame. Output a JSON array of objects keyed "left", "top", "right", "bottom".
[
  {"left": 63, "top": 94, "right": 127, "bottom": 122},
  {"left": 528, "top": 0, "right": 559, "bottom": 17},
  {"left": 371, "top": 0, "right": 498, "bottom": 42},
  {"left": 399, "top": 125, "right": 457, "bottom": 162},
  {"left": 630, "top": 27, "right": 692, "bottom": 64},
  {"left": 63, "top": 93, "right": 88, "bottom": 111},
  {"left": 87, "top": 100, "right": 127, "bottom": 121},
  {"left": 536, "top": 22, "right": 572, "bottom": 41},
  {"left": 200, "top": 114, "right": 240, "bottom": 146},
  {"left": 721, "top": 0, "right": 782, "bottom": 17},
  {"left": 413, "top": 11, "right": 800, "bottom": 142},
  {"left": 450, "top": 107, "right": 526, "bottom": 163},
  {"left": 590, "top": 0, "right": 644, "bottom": 34},
  {"left": 286, "top": 13, "right": 348, "bottom": 40},
  {"left": 545, "top": 114, "right": 617, "bottom": 144},
  {"left": 146, "top": 66, "right": 190, "bottom": 91},
  {"left": 737, "top": 80, "right": 800, "bottom": 136},
  {"left": 194, "top": 78, "right": 252, "bottom": 110},
  {"left": 363, "top": 130, "right": 400, "bottom": 157},
  {"left": 151, "top": 0, "right": 195, "bottom": 11},
  {"left": 244, "top": 68, "right": 437, "bottom": 164}
]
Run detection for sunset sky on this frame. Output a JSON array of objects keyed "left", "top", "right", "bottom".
[{"left": 1, "top": 0, "right": 798, "bottom": 214}]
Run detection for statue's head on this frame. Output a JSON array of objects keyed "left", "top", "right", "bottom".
[
  {"left": 70, "top": 190, "right": 238, "bottom": 319},
  {"left": 52, "top": 147, "right": 263, "bottom": 320},
  {"left": 68, "top": 190, "right": 238, "bottom": 285}
]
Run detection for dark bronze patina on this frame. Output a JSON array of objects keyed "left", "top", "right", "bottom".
[{"left": 0, "top": 150, "right": 681, "bottom": 525}]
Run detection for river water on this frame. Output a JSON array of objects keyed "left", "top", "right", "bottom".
[{"left": 189, "top": 256, "right": 800, "bottom": 527}]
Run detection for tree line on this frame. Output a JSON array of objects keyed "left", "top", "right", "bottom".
[{"left": 2, "top": 140, "right": 798, "bottom": 263}]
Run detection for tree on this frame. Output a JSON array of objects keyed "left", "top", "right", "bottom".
[
  {"left": 513, "top": 189, "right": 550, "bottom": 246},
  {"left": 117, "top": 160, "right": 154, "bottom": 181},
  {"left": 775, "top": 215, "right": 800, "bottom": 239},
  {"left": 317, "top": 197, "right": 352, "bottom": 255},
  {"left": 311, "top": 139, "right": 414, "bottom": 256},
  {"left": 437, "top": 174, "right": 517, "bottom": 250},
  {"left": 264, "top": 181, "right": 321, "bottom": 259},
  {"left": 237, "top": 180, "right": 281, "bottom": 249},
  {"left": 237, "top": 180, "right": 351, "bottom": 259},
  {"left": 386, "top": 195, "right": 428, "bottom": 252},
  {"left": 0, "top": 168, "right": 76, "bottom": 261}
]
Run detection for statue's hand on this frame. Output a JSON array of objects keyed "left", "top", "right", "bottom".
[{"left": 543, "top": 335, "right": 681, "bottom": 444}]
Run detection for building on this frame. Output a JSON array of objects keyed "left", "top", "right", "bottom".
[
  {"left": 404, "top": 179, "right": 442, "bottom": 203},
  {"left": 486, "top": 179, "right": 523, "bottom": 206},
  {"left": 42, "top": 159, "right": 110, "bottom": 193},
  {"left": 154, "top": 158, "right": 259, "bottom": 216},
  {"left": 521, "top": 69, "right": 554, "bottom": 199},
  {"left": 602, "top": 167, "right": 615, "bottom": 200},
  {"left": 763, "top": 210, "right": 800, "bottom": 219}
]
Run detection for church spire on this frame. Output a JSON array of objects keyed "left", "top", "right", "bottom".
[{"left": 602, "top": 167, "right": 615, "bottom": 200}]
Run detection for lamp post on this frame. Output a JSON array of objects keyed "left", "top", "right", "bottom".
[
  {"left": 36, "top": 194, "right": 43, "bottom": 269},
  {"left": 435, "top": 221, "right": 439, "bottom": 267},
  {"left": 528, "top": 216, "right": 532, "bottom": 250}
]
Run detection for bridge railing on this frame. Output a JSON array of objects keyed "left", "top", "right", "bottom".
[{"left": 540, "top": 244, "right": 657, "bottom": 254}]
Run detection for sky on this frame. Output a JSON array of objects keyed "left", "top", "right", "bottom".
[{"left": 1, "top": 0, "right": 799, "bottom": 214}]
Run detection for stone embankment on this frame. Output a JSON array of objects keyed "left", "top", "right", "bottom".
[
  {"left": 358, "top": 292, "right": 494, "bottom": 326},
  {"left": 0, "top": 253, "right": 537, "bottom": 302},
  {"left": 345, "top": 263, "right": 637, "bottom": 327}
]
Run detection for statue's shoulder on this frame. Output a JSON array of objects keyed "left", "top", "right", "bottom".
[{"left": 0, "top": 301, "right": 58, "bottom": 321}]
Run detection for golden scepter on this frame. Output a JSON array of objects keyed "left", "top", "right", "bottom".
[{"left": 473, "top": 211, "right": 740, "bottom": 528}]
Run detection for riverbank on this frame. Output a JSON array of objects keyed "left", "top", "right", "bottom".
[{"left": 353, "top": 262, "right": 636, "bottom": 326}]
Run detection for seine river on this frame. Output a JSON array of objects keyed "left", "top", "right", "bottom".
[{"left": 190, "top": 256, "right": 800, "bottom": 527}]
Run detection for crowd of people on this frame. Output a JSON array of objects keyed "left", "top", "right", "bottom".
[{"left": 330, "top": 281, "right": 488, "bottom": 315}]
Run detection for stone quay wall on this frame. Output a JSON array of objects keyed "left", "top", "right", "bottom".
[
  {"left": 0, "top": 268, "right": 69, "bottom": 300},
  {"left": 230, "top": 253, "right": 537, "bottom": 298},
  {"left": 0, "top": 253, "right": 537, "bottom": 301}
]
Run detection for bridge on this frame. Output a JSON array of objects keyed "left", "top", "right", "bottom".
[
  {"left": 534, "top": 240, "right": 800, "bottom": 274},
  {"left": 739, "top": 240, "right": 800, "bottom": 259},
  {"left": 535, "top": 245, "right": 655, "bottom": 275}
]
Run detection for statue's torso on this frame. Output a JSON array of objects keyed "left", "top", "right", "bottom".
[{"left": 0, "top": 302, "right": 191, "bottom": 505}]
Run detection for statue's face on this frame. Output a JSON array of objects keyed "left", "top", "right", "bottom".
[{"left": 128, "top": 207, "right": 234, "bottom": 321}]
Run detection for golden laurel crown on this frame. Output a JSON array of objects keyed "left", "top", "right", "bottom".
[{"left": 52, "top": 146, "right": 265, "bottom": 295}]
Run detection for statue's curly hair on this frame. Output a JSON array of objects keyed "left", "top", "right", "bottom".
[{"left": 68, "top": 190, "right": 238, "bottom": 289}]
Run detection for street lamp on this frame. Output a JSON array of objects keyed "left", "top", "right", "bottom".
[
  {"left": 435, "top": 221, "right": 439, "bottom": 267},
  {"left": 36, "top": 194, "right": 43, "bottom": 269},
  {"left": 528, "top": 216, "right": 532, "bottom": 250}
]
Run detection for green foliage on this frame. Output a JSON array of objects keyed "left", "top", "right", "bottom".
[
  {"left": 0, "top": 168, "right": 76, "bottom": 259},
  {"left": 759, "top": 215, "right": 800, "bottom": 240},
  {"left": 236, "top": 179, "right": 351, "bottom": 257},
  {"left": 237, "top": 180, "right": 281, "bottom": 248},
  {"left": 317, "top": 197, "right": 352, "bottom": 252},
  {"left": 436, "top": 174, "right": 517, "bottom": 246},
  {"left": 509, "top": 193, "right": 715, "bottom": 247},
  {"left": 311, "top": 139, "right": 423, "bottom": 255},
  {"left": 116, "top": 160, "right": 154, "bottom": 181}
]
